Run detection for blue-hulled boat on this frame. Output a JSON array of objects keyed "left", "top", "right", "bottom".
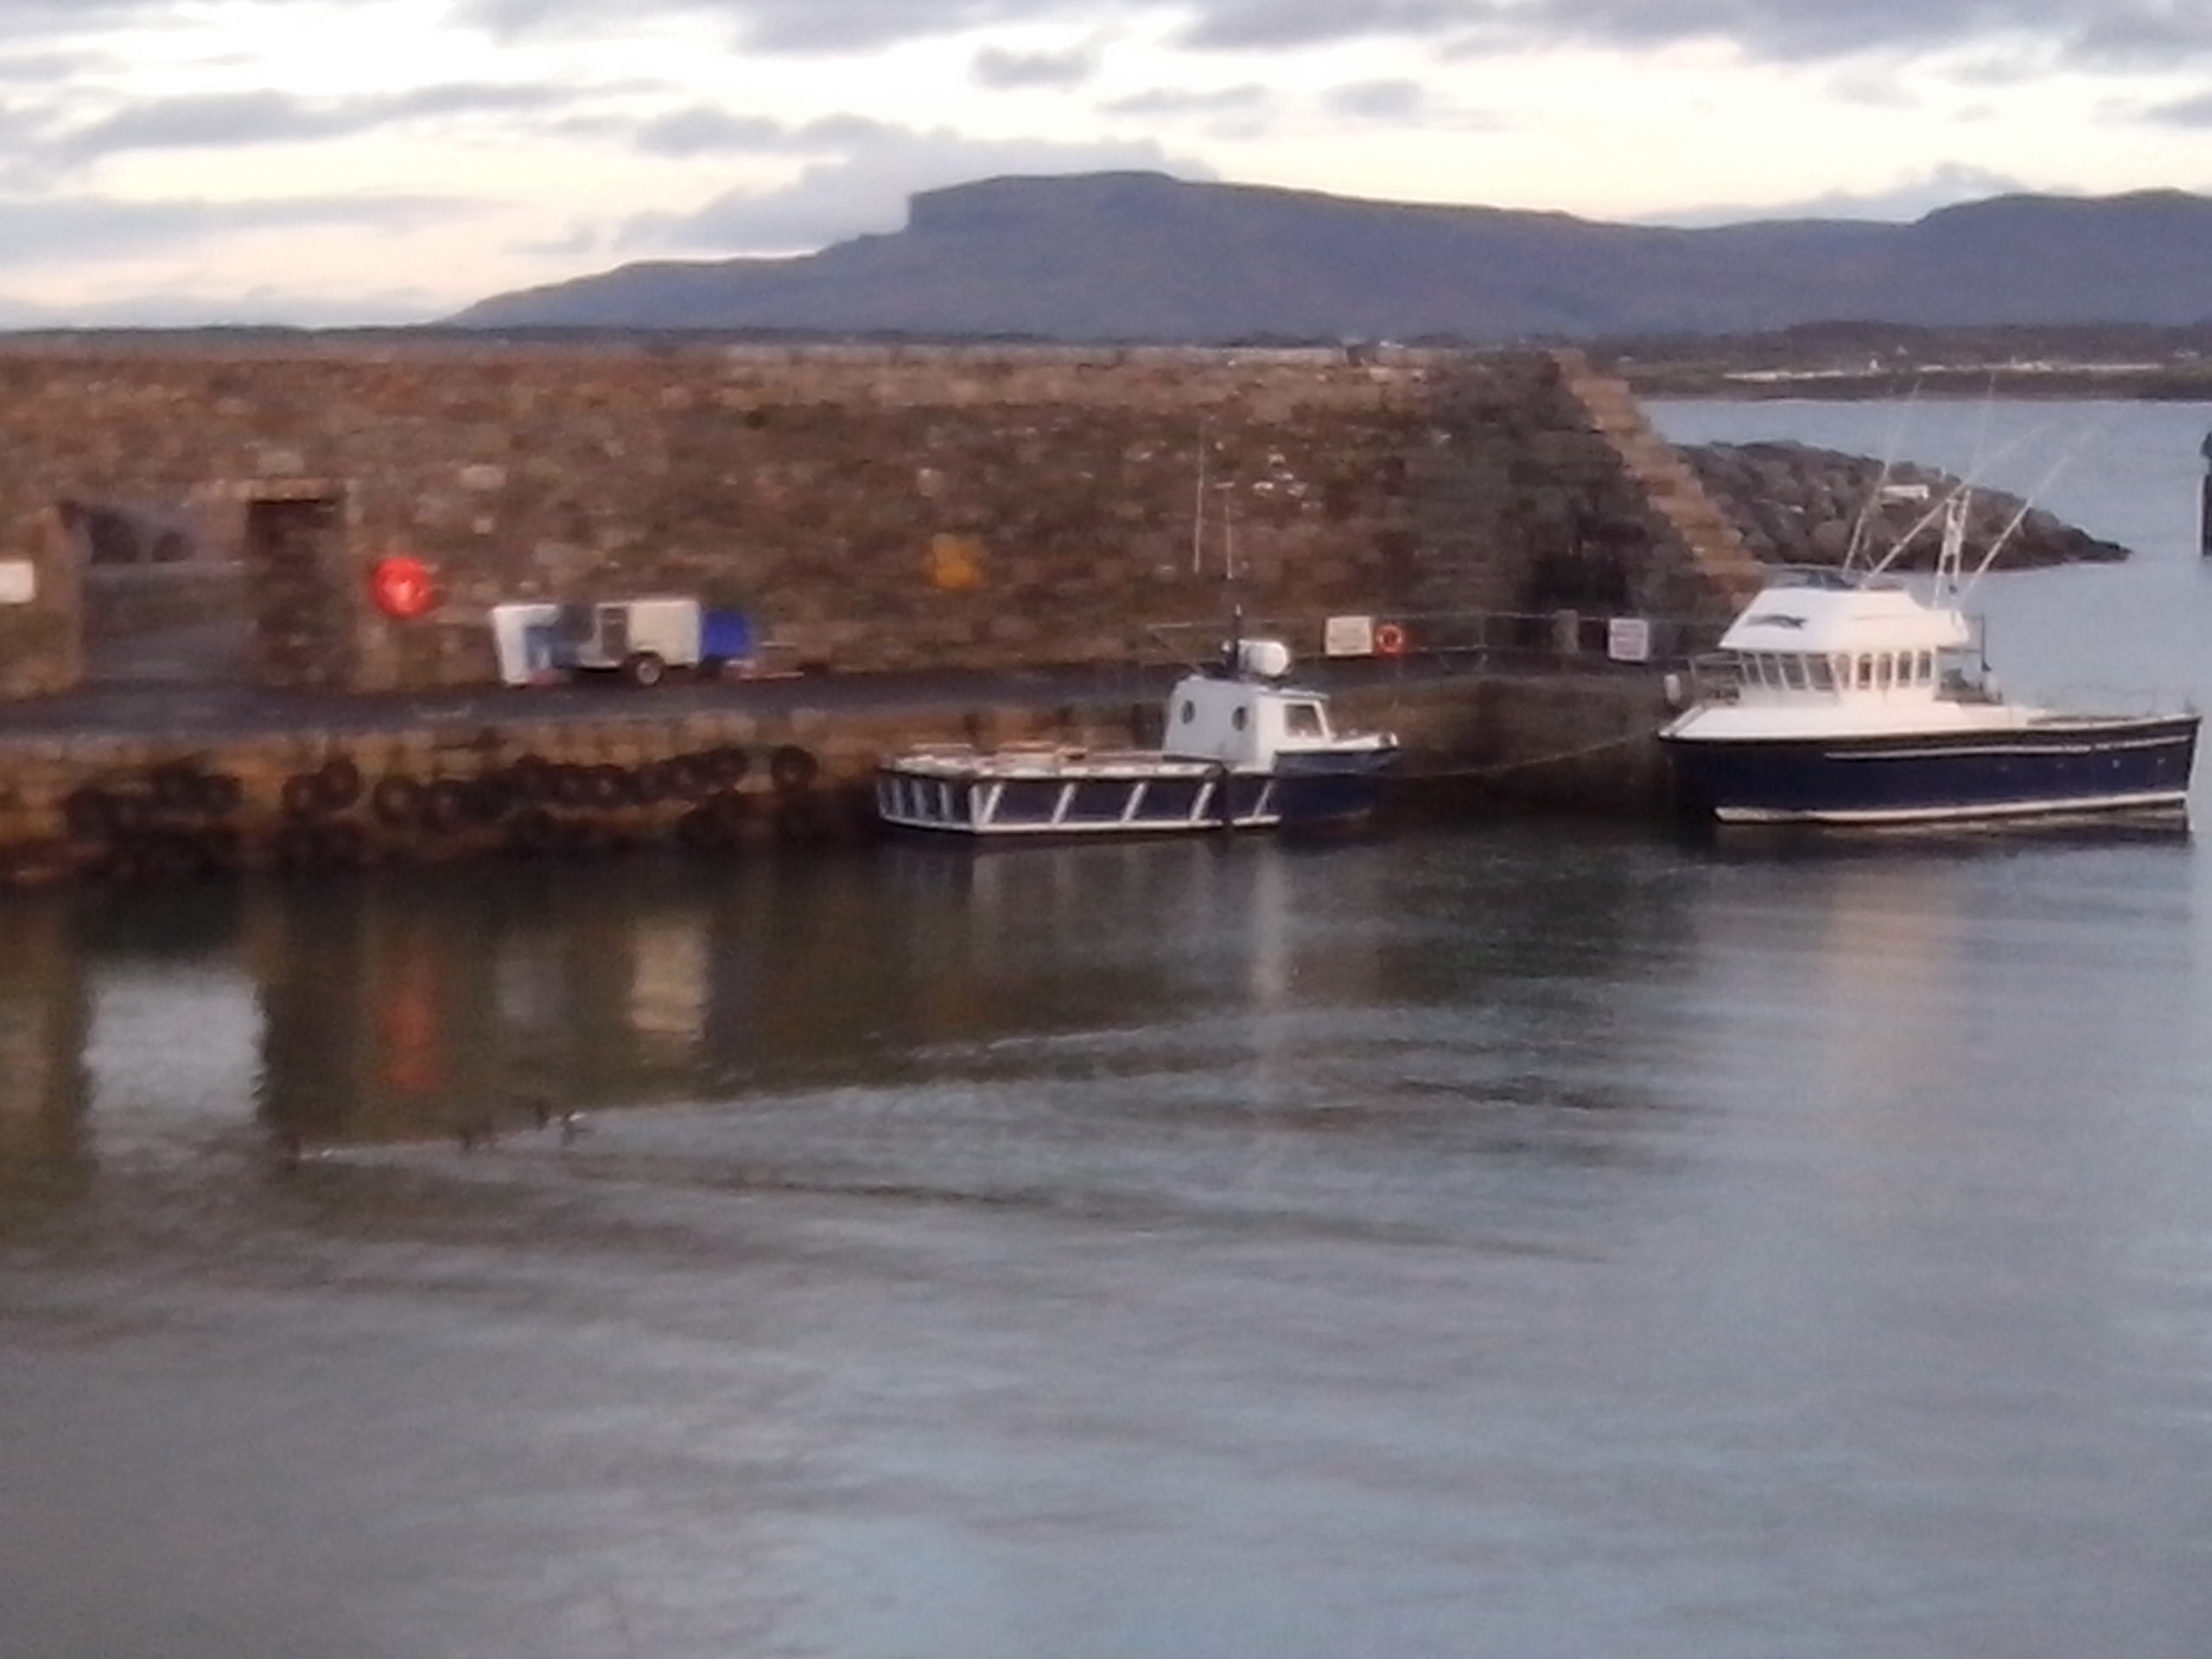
[
  {"left": 876, "top": 639, "right": 1398, "bottom": 837},
  {"left": 1660, "top": 494, "right": 2199, "bottom": 827}
]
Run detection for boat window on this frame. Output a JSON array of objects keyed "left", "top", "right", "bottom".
[
  {"left": 1876, "top": 653, "right": 1894, "bottom": 690},
  {"left": 1807, "top": 656, "right": 1835, "bottom": 691},
  {"left": 1916, "top": 650, "right": 1934, "bottom": 684},
  {"left": 1231, "top": 707, "right": 1248, "bottom": 730},
  {"left": 1283, "top": 702, "right": 1325, "bottom": 736},
  {"left": 1855, "top": 656, "right": 1873, "bottom": 690},
  {"left": 1179, "top": 700, "right": 1195, "bottom": 724},
  {"left": 1748, "top": 654, "right": 1771, "bottom": 688},
  {"left": 1779, "top": 655, "right": 1807, "bottom": 691}
]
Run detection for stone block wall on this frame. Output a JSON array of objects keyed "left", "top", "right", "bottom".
[{"left": 0, "top": 338, "right": 1755, "bottom": 697}]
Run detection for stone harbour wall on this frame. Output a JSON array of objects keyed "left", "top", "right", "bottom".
[{"left": 0, "top": 339, "right": 1762, "bottom": 697}]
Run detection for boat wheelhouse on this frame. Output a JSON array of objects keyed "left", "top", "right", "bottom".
[
  {"left": 877, "top": 639, "right": 1398, "bottom": 837},
  {"left": 1660, "top": 497, "right": 2199, "bottom": 827}
]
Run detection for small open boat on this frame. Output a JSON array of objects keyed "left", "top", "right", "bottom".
[{"left": 876, "top": 638, "right": 1399, "bottom": 837}]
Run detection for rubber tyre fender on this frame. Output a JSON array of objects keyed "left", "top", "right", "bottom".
[
  {"left": 420, "top": 777, "right": 476, "bottom": 835},
  {"left": 665, "top": 753, "right": 716, "bottom": 801},
  {"left": 704, "top": 746, "right": 752, "bottom": 788},
  {"left": 586, "top": 764, "right": 638, "bottom": 809},
  {"left": 507, "top": 753, "right": 555, "bottom": 803},
  {"left": 767, "top": 744, "right": 818, "bottom": 794},
  {"left": 550, "top": 764, "right": 594, "bottom": 809},
  {"left": 280, "top": 772, "right": 328, "bottom": 820},
  {"left": 370, "top": 773, "right": 426, "bottom": 829},
  {"left": 466, "top": 772, "right": 517, "bottom": 824},
  {"left": 315, "top": 755, "right": 364, "bottom": 812}
]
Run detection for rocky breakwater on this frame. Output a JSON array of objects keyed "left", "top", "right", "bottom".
[{"left": 1681, "top": 441, "right": 2126, "bottom": 570}]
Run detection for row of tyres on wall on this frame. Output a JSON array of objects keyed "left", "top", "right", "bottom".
[{"left": 489, "top": 599, "right": 753, "bottom": 689}]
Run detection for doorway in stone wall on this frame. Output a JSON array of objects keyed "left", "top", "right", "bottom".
[
  {"left": 66, "top": 497, "right": 251, "bottom": 686},
  {"left": 244, "top": 491, "right": 351, "bottom": 690}
]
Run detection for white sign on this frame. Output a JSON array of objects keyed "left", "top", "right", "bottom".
[
  {"left": 1606, "top": 616, "right": 1652, "bottom": 663},
  {"left": 0, "top": 560, "right": 35, "bottom": 605},
  {"left": 1323, "top": 613, "right": 1376, "bottom": 657}
]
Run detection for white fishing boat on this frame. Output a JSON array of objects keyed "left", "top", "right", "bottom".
[
  {"left": 1659, "top": 492, "right": 2199, "bottom": 826},
  {"left": 876, "top": 638, "right": 1399, "bottom": 837}
]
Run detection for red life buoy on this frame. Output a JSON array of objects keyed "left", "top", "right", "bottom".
[
  {"left": 1374, "top": 621, "right": 1408, "bottom": 657},
  {"left": 370, "top": 555, "right": 437, "bottom": 620}
]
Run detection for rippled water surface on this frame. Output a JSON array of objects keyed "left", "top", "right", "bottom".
[{"left": 5, "top": 400, "right": 2212, "bottom": 1659}]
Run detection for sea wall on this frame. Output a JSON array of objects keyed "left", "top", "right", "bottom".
[
  {"left": 0, "top": 340, "right": 1764, "bottom": 698},
  {"left": 0, "top": 670, "right": 1674, "bottom": 887}
]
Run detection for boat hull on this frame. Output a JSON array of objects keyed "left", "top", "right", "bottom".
[
  {"left": 1660, "top": 714, "right": 2201, "bottom": 826},
  {"left": 876, "top": 750, "right": 1394, "bottom": 838}
]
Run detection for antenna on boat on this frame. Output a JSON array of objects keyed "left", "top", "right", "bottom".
[
  {"left": 1843, "top": 378, "right": 1923, "bottom": 571},
  {"left": 1192, "top": 420, "right": 1209, "bottom": 576}
]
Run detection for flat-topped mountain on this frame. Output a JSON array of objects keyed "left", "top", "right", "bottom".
[{"left": 448, "top": 171, "right": 2212, "bottom": 343}]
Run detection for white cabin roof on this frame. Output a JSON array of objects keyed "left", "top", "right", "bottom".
[{"left": 1719, "top": 569, "right": 1971, "bottom": 656}]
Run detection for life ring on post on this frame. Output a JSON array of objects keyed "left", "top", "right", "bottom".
[
  {"left": 369, "top": 555, "right": 437, "bottom": 621},
  {"left": 1374, "top": 621, "right": 1408, "bottom": 658}
]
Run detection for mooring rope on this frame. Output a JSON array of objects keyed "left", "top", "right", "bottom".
[{"left": 1408, "top": 728, "right": 1659, "bottom": 782}]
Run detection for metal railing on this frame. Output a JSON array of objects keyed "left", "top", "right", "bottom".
[{"left": 1135, "top": 607, "right": 1729, "bottom": 678}]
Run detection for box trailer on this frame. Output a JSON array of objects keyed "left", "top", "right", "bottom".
[{"left": 489, "top": 598, "right": 757, "bottom": 688}]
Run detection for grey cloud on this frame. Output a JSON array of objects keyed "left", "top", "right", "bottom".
[
  {"left": 50, "top": 83, "right": 584, "bottom": 166},
  {"left": 2143, "top": 90, "right": 2212, "bottom": 127},
  {"left": 635, "top": 107, "right": 791, "bottom": 156},
  {"left": 619, "top": 128, "right": 1211, "bottom": 253},
  {"left": 1101, "top": 84, "right": 1272, "bottom": 118},
  {"left": 1325, "top": 79, "right": 1425, "bottom": 120},
  {"left": 1173, "top": 0, "right": 2212, "bottom": 73},
  {"left": 446, "top": 0, "right": 2212, "bottom": 73},
  {"left": 0, "top": 191, "right": 479, "bottom": 265},
  {"left": 459, "top": 0, "right": 1061, "bottom": 54},
  {"left": 971, "top": 44, "right": 1099, "bottom": 90}
]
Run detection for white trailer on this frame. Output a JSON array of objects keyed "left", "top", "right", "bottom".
[{"left": 554, "top": 598, "right": 704, "bottom": 687}]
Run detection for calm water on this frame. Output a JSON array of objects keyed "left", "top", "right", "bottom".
[{"left": 5, "top": 401, "right": 2212, "bottom": 1659}]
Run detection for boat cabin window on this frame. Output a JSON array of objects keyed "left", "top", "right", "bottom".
[
  {"left": 1779, "top": 655, "right": 1808, "bottom": 691},
  {"left": 1877, "top": 653, "right": 1894, "bottom": 690},
  {"left": 1915, "top": 650, "right": 1934, "bottom": 684},
  {"left": 1231, "top": 707, "right": 1248, "bottom": 731},
  {"left": 1283, "top": 701, "right": 1325, "bottom": 736},
  {"left": 1806, "top": 656, "right": 1835, "bottom": 692},
  {"left": 1179, "top": 700, "right": 1195, "bottom": 725},
  {"left": 1855, "top": 656, "right": 1873, "bottom": 690}
]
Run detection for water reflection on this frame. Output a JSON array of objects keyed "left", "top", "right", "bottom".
[
  {"left": 7, "top": 822, "right": 2212, "bottom": 1659},
  {"left": 0, "top": 839, "right": 1413, "bottom": 1182},
  {"left": 0, "top": 895, "right": 88, "bottom": 1189}
]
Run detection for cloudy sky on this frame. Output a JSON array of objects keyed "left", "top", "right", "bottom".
[{"left": 2, "top": 0, "right": 2207, "bottom": 327}]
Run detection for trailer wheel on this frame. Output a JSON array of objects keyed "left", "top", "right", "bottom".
[{"left": 622, "top": 651, "right": 666, "bottom": 689}]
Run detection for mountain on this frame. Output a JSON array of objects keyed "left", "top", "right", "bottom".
[{"left": 445, "top": 171, "right": 2212, "bottom": 342}]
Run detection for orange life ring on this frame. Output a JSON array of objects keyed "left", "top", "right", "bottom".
[
  {"left": 370, "top": 555, "right": 437, "bottom": 620},
  {"left": 1374, "top": 621, "right": 1408, "bottom": 657}
]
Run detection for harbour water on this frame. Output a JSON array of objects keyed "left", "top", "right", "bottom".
[{"left": 5, "top": 400, "right": 2212, "bottom": 1658}]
